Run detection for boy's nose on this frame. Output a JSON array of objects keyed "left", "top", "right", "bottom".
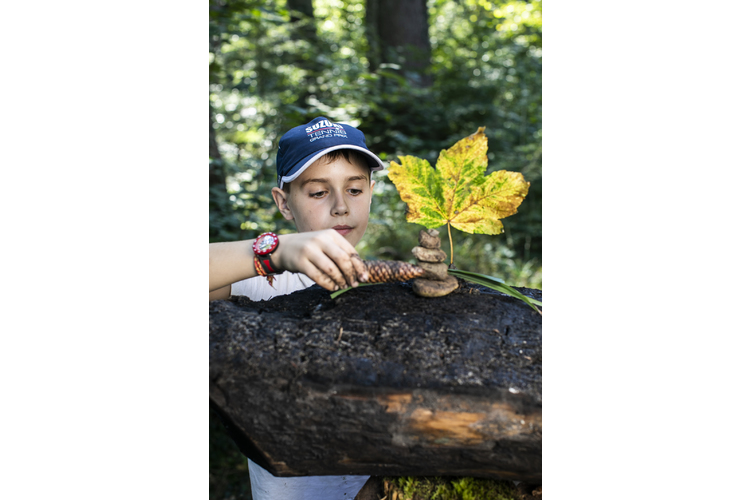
[{"left": 331, "top": 193, "right": 349, "bottom": 216}]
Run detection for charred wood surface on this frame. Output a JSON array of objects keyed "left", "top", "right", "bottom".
[{"left": 209, "top": 281, "right": 542, "bottom": 481}]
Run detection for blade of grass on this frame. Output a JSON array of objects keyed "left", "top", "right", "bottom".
[
  {"left": 448, "top": 269, "right": 542, "bottom": 312},
  {"left": 330, "top": 282, "right": 377, "bottom": 299},
  {"left": 448, "top": 269, "right": 505, "bottom": 284},
  {"left": 450, "top": 269, "right": 541, "bottom": 306},
  {"left": 331, "top": 271, "right": 541, "bottom": 315}
]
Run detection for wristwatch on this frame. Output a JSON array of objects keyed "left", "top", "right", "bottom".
[
  {"left": 252, "top": 232, "right": 279, "bottom": 257},
  {"left": 252, "top": 232, "right": 279, "bottom": 284}
]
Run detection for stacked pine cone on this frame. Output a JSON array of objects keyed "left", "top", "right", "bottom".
[
  {"left": 411, "top": 229, "right": 459, "bottom": 297},
  {"left": 362, "top": 259, "right": 424, "bottom": 283}
]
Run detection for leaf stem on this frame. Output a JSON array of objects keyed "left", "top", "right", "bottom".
[{"left": 447, "top": 223, "right": 454, "bottom": 266}]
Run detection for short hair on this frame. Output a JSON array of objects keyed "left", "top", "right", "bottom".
[{"left": 282, "top": 149, "right": 372, "bottom": 192}]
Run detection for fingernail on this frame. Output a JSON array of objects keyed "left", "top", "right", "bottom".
[
  {"left": 334, "top": 285, "right": 339, "bottom": 291},
  {"left": 352, "top": 281, "right": 359, "bottom": 288}
]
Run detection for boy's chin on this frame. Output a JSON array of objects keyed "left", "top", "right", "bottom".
[
  {"left": 342, "top": 230, "right": 364, "bottom": 247},
  {"left": 342, "top": 234, "right": 360, "bottom": 246}
]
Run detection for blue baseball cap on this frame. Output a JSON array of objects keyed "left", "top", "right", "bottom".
[{"left": 276, "top": 116, "right": 384, "bottom": 189}]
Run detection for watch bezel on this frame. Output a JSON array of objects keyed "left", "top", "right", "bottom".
[{"left": 252, "top": 232, "right": 279, "bottom": 256}]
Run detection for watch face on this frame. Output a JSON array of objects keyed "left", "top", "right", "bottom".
[{"left": 254, "top": 233, "right": 278, "bottom": 255}]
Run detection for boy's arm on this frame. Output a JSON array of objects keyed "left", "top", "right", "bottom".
[
  {"left": 209, "top": 286, "right": 231, "bottom": 301},
  {"left": 209, "top": 229, "right": 368, "bottom": 301},
  {"left": 209, "top": 239, "right": 259, "bottom": 295}
]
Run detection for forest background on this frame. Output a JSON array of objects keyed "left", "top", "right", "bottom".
[{"left": 210, "top": 0, "right": 541, "bottom": 497}]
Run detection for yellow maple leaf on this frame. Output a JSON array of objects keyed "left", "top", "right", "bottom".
[{"left": 387, "top": 127, "right": 530, "bottom": 263}]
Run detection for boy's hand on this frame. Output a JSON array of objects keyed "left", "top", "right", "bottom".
[{"left": 274, "top": 230, "right": 369, "bottom": 291}]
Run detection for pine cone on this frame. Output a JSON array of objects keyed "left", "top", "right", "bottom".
[{"left": 363, "top": 260, "right": 424, "bottom": 283}]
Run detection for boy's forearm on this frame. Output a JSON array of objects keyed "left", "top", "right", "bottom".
[
  {"left": 209, "top": 231, "right": 367, "bottom": 297},
  {"left": 209, "top": 240, "right": 259, "bottom": 292}
]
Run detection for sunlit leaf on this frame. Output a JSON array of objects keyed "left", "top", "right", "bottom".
[{"left": 387, "top": 127, "right": 530, "bottom": 235}]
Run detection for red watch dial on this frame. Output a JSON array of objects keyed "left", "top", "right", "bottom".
[{"left": 252, "top": 232, "right": 279, "bottom": 256}]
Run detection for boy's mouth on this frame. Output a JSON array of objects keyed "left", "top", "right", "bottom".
[{"left": 332, "top": 225, "right": 353, "bottom": 236}]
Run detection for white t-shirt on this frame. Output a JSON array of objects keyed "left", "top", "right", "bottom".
[
  {"left": 231, "top": 271, "right": 316, "bottom": 301},
  {"left": 230, "top": 272, "right": 371, "bottom": 500}
]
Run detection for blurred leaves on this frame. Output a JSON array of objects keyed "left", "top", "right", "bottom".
[
  {"left": 209, "top": 0, "right": 542, "bottom": 284},
  {"left": 210, "top": 408, "right": 251, "bottom": 500}
]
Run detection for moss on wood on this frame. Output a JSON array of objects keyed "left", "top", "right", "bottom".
[{"left": 382, "top": 476, "right": 523, "bottom": 500}]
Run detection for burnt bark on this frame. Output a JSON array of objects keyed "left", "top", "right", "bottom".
[{"left": 210, "top": 280, "right": 542, "bottom": 481}]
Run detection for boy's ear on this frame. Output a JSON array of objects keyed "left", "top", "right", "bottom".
[
  {"left": 272, "top": 187, "right": 295, "bottom": 221},
  {"left": 369, "top": 179, "right": 375, "bottom": 208}
]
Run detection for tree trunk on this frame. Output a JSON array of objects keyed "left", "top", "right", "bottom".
[
  {"left": 366, "top": 0, "right": 432, "bottom": 87},
  {"left": 209, "top": 104, "right": 225, "bottom": 190},
  {"left": 287, "top": 0, "right": 319, "bottom": 114},
  {"left": 210, "top": 281, "right": 542, "bottom": 481},
  {"left": 287, "top": 0, "right": 314, "bottom": 30}
]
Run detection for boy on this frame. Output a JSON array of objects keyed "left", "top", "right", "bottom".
[{"left": 209, "top": 116, "right": 384, "bottom": 499}]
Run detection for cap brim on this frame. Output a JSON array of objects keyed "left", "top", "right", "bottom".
[{"left": 279, "top": 145, "right": 384, "bottom": 188}]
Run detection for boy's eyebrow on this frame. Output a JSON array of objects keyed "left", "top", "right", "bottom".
[
  {"left": 299, "top": 175, "right": 368, "bottom": 187},
  {"left": 299, "top": 178, "right": 329, "bottom": 187}
]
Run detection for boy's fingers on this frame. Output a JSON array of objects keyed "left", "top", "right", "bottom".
[
  {"left": 295, "top": 230, "right": 363, "bottom": 289},
  {"left": 301, "top": 262, "right": 339, "bottom": 291},
  {"left": 350, "top": 253, "right": 368, "bottom": 282},
  {"left": 309, "top": 255, "right": 349, "bottom": 290},
  {"left": 318, "top": 231, "right": 361, "bottom": 287},
  {"left": 326, "top": 246, "right": 362, "bottom": 288}
]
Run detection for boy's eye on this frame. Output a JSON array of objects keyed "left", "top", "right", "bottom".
[
  {"left": 348, "top": 189, "right": 362, "bottom": 195},
  {"left": 309, "top": 191, "right": 326, "bottom": 198}
]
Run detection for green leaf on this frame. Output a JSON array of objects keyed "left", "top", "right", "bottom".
[{"left": 387, "top": 128, "right": 530, "bottom": 235}]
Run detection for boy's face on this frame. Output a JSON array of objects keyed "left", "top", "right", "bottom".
[{"left": 272, "top": 155, "right": 375, "bottom": 247}]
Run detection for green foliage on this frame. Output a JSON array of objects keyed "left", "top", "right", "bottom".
[
  {"left": 209, "top": 408, "right": 252, "bottom": 500},
  {"left": 387, "top": 476, "right": 521, "bottom": 500},
  {"left": 209, "top": 0, "right": 542, "bottom": 279},
  {"left": 361, "top": 0, "right": 542, "bottom": 268}
]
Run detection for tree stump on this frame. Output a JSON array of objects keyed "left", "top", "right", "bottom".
[{"left": 209, "top": 280, "right": 542, "bottom": 482}]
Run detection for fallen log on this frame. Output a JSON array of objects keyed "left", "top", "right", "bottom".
[{"left": 209, "top": 280, "right": 542, "bottom": 482}]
